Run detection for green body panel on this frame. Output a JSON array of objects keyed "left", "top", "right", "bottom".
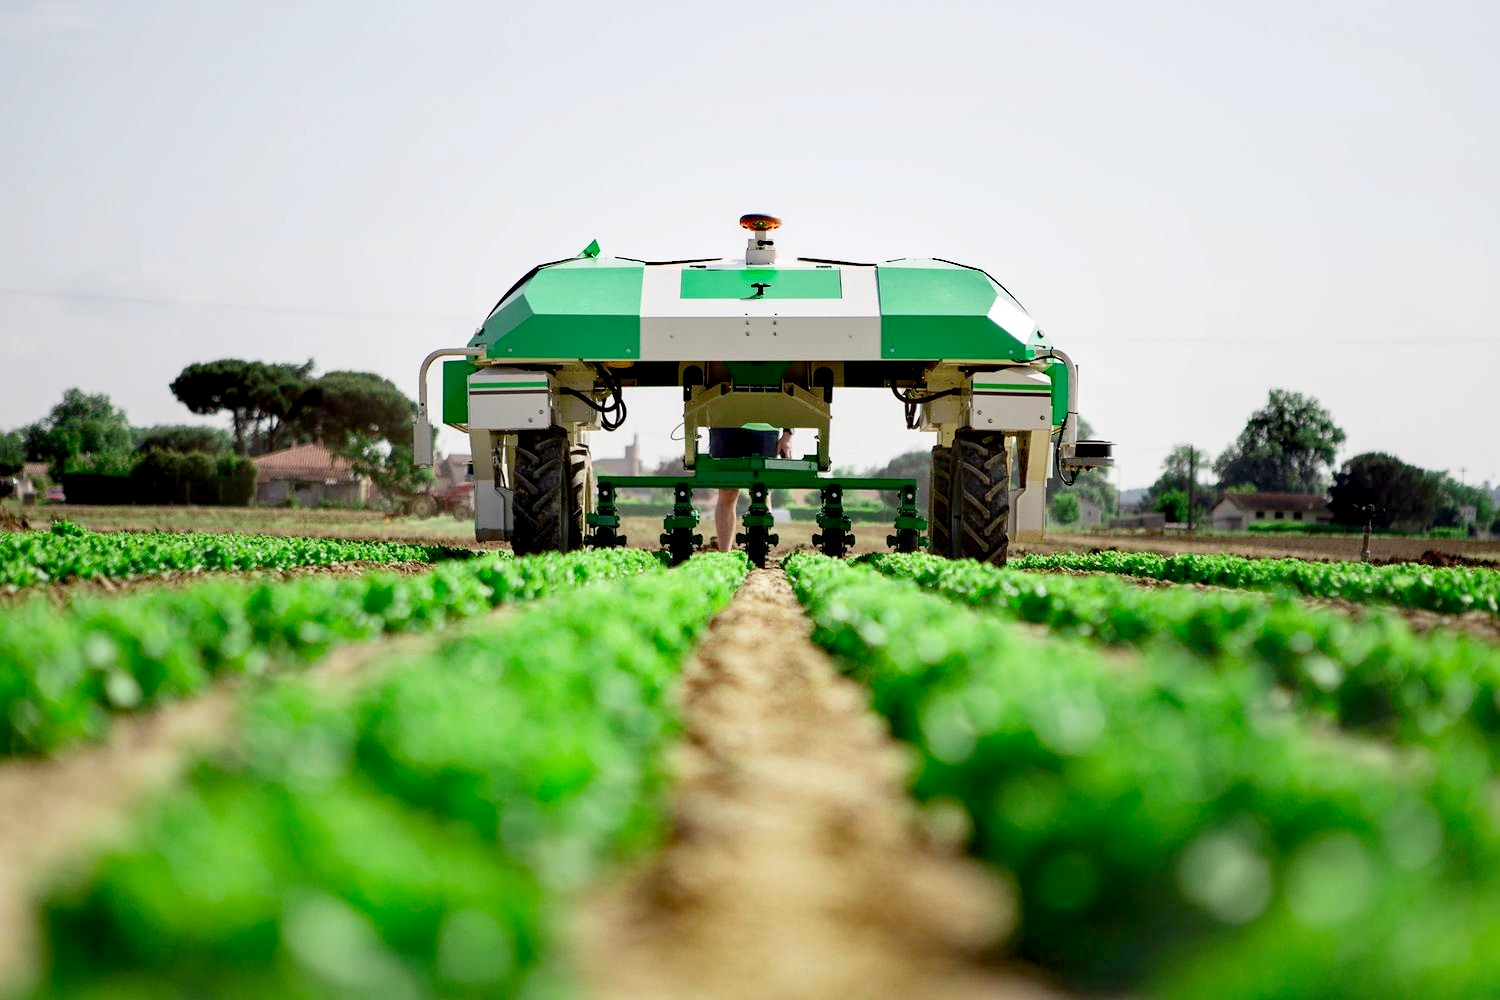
[
  {"left": 473, "top": 261, "right": 643, "bottom": 360},
  {"left": 442, "top": 359, "right": 478, "bottom": 424},
  {"left": 1046, "top": 362, "right": 1070, "bottom": 426},
  {"left": 467, "top": 255, "right": 1042, "bottom": 372},
  {"left": 877, "top": 263, "right": 1029, "bottom": 361},
  {"left": 680, "top": 268, "right": 842, "bottom": 299}
]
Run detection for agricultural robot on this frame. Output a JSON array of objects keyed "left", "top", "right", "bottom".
[{"left": 414, "top": 215, "right": 1112, "bottom": 567}]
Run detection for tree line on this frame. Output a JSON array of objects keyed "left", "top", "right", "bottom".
[
  {"left": 0, "top": 360, "right": 427, "bottom": 506},
  {"left": 1140, "top": 389, "right": 1495, "bottom": 534}
]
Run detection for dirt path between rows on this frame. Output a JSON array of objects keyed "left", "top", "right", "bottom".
[
  {"left": 577, "top": 569, "right": 1057, "bottom": 1000},
  {"left": 0, "top": 619, "right": 491, "bottom": 991}
]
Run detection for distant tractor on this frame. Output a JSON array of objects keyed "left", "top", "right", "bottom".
[{"left": 415, "top": 215, "right": 1111, "bottom": 566}]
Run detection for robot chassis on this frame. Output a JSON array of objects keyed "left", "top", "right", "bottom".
[{"left": 415, "top": 215, "right": 1112, "bottom": 567}]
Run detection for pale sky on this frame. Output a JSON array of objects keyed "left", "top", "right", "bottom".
[{"left": 2, "top": 0, "right": 1496, "bottom": 490}]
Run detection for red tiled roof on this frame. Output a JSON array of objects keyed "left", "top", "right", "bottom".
[
  {"left": 1217, "top": 491, "right": 1329, "bottom": 512},
  {"left": 253, "top": 443, "right": 358, "bottom": 483}
]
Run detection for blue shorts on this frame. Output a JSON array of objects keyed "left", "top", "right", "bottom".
[{"left": 708, "top": 427, "right": 777, "bottom": 459}]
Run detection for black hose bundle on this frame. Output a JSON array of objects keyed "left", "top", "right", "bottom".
[{"left": 560, "top": 363, "right": 628, "bottom": 431}]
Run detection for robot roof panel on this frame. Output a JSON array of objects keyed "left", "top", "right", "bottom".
[{"left": 471, "top": 254, "right": 1045, "bottom": 364}]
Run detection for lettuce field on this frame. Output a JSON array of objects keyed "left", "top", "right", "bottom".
[{"left": 1, "top": 523, "right": 1498, "bottom": 998}]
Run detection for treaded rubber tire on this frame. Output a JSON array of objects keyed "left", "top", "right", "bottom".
[
  {"left": 953, "top": 430, "right": 1010, "bottom": 565},
  {"left": 929, "top": 445, "right": 956, "bottom": 558},
  {"left": 513, "top": 429, "right": 573, "bottom": 555},
  {"left": 568, "top": 443, "right": 590, "bottom": 551}
]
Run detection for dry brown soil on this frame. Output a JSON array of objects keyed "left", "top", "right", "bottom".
[{"left": 577, "top": 569, "right": 1057, "bottom": 1000}]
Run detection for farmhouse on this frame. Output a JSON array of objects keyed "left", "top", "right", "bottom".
[
  {"left": 253, "top": 443, "right": 368, "bottom": 506},
  {"left": 433, "top": 452, "right": 471, "bottom": 491},
  {"left": 1209, "top": 491, "right": 1332, "bottom": 531}
]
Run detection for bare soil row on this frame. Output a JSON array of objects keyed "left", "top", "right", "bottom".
[{"left": 577, "top": 569, "right": 1055, "bottom": 999}]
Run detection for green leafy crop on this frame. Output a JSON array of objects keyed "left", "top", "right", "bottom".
[
  {"left": 1010, "top": 550, "right": 1500, "bottom": 615},
  {"left": 0, "top": 548, "right": 660, "bottom": 756},
  {"left": 38, "top": 553, "right": 748, "bottom": 998},
  {"left": 786, "top": 553, "right": 1500, "bottom": 996},
  {"left": 866, "top": 552, "right": 1500, "bottom": 754},
  {"left": 0, "top": 521, "right": 473, "bottom": 589}
]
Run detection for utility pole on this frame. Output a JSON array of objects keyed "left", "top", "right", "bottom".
[
  {"left": 1187, "top": 446, "right": 1196, "bottom": 532},
  {"left": 1359, "top": 504, "right": 1375, "bottom": 563}
]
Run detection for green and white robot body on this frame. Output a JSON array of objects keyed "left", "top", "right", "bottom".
[{"left": 414, "top": 215, "right": 1112, "bottom": 565}]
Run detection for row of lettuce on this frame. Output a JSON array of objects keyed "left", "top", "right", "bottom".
[
  {"left": 0, "top": 546, "right": 658, "bottom": 756},
  {"left": 790, "top": 552, "right": 1500, "bottom": 999},
  {"left": 28, "top": 550, "right": 747, "bottom": 998},
  {"left": 0, "top": 521, "right": 471, "bottom": 589},
  {"left": 874, "top": 553, "right": 1500, "bottom": 755},
  {"left": 1011, "top": 549, "right": 1500, "bottom": 615}
]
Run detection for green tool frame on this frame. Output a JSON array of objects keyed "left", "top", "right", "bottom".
[
  {"left": 586, "top": 455, "right": 928, "bottom": 565},
  {"left": 599, "top": 455, "right": 916, "bottom": 491}
]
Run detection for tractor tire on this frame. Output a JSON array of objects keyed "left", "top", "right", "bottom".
[
  {"left": 929, "top": 445, "right": 956, "bottom": 557},
  {"left": 953, "top": 430, "right": 1010, "bottom": 565},
  {"left": 568, "top": 443, "right": 591, "bottom": 550},
  {"left": 512, "top": 429, "right": 578, "bottom": 555}
]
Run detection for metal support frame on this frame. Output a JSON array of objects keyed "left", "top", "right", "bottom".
[
  {"left": 734, "top": 482, "right": 779, "bottom": 565},
  {"left": 812, "top": 483, "right": 855, "bottom": 557},
  {"left": 586, "top": 480, "right": 625, "bottom": 547},
  {"left": 590, "top": 455, "right": 927, "bottom": 562},
  {"left": 887, "top": 483, "right": 924, "bottom": 552},
  {"left": 658, "top": 483, "right": 703, "bottom": 563},
  {"left": 683, "top": 383, "right": 833, "bottom": 470},
  {"left": 413, "top": 346, "right": 482, "bottom": 467}
]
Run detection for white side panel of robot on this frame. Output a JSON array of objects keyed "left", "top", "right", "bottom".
[
  {"left": 967, "top": 371, "right": 1053, "bottom": 432},
  {"left": 468, "top": 369, "right": 552, "bottom": 430}
]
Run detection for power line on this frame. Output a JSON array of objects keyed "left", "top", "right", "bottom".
[
  {"left": 1064, "top": 337, "right": 1496, "bottom": 346},
  {"left": 0, "top": 286, "right": 471, "bottom": 325},
  {"left": 2, "top": 287, "right": 1493, "bottom": 345}
]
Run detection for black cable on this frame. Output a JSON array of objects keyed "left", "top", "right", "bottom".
[
  {"left": 889, "top": 382, "right": 961, "bottom": 430},
  {"left": 557, "top": 362, "right": 627, "bottom": 431},
  {"left": 1053, "top": 428, "right": 1080, "bottom": 486},
  {"left": 889, "top": 383, "right": 961, "bottom": 406},
  {"left": 593, "top": 362, "right": 628, "bottom": 431}
]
